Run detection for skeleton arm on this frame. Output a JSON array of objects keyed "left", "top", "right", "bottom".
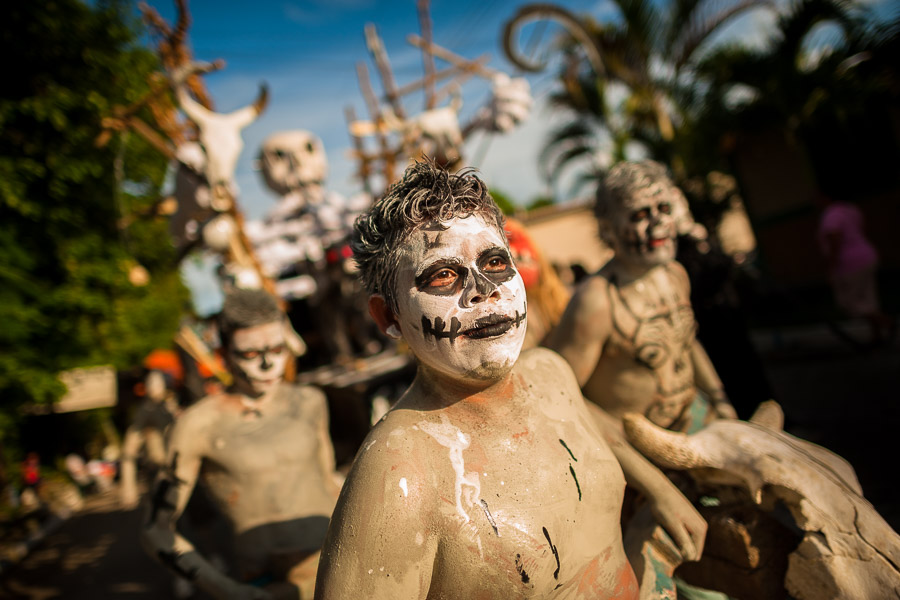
[{"left": 140, "top": 413, "right": 271, "bottom": 600}]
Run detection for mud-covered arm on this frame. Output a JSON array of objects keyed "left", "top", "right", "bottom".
[
  {"left": 140, "top": 415, "right": 270, "bottom": 600},
  {"left": 690, "top": 341, "right": 736, "bottom": 419},
  {"left": 308, "top": 386, "right": 343, "bottom": 497},
  {"left": 545, "top": 278, "right": 610, "bottom": 387},
  {"left": 586, "top": 402, "right": 708, "bottom": 561},
  {"left": 315, "top": 433, "right": 438, "bottom": 600}
]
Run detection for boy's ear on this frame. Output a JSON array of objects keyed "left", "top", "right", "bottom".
[{"left": 368, "top": 295, "right": 401, "bottom": 339}]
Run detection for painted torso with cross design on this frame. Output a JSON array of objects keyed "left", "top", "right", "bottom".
[{"left": 582, "top": 261, "right": 698, "bottom": 430}]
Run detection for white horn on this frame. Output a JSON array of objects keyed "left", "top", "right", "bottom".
[
  {"left": 622, "top": 413, "right": 706, "bottom": 470},
  {"left": 228, "top": 83, "right": 269, "bottom": 129},
  {"left": 749, "top": 400, "right": 784, "bottom": 431},
  {"left": 170, "top": 60, "right": 223, "bottom": 128}
]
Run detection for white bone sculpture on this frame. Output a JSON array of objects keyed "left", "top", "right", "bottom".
[
  {"left": 247, "top": 130, "right": 370, "bottom": 299},
  {"left": 348, "top": 74, "right": 534, "bottom": 166},
  {"left": 623, "top": 401, "right": 900, "bottom": 600},
  {"left": 166, "top": 61, "right": 267, "bottom": 252},
  {"left": 170, "top": 61, "right": 268, "bottom": 204}
]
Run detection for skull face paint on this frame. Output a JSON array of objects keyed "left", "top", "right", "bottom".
[
  {"left": 608, "top": 184, "right": 679, "bottom": 266},
  {"left": 227, "top": 320, "right": 289, "bottom": 397},
  {"left": 394, "top": 215, "right": 527, "bottom": 382}
]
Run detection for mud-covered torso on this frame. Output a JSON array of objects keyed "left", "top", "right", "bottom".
[
  {"left": 367, "top": 350, "right": 638, "bottom": 599},
  {"left": 583, "top": 263, "right": 698, "bottom": 428},
  {"left": 197, "top": 383, "right": 335, "bottom": 556}
]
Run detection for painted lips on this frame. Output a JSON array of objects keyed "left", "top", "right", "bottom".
[{"left": 463, "top": 311, "right": 526, "bottom": 340}]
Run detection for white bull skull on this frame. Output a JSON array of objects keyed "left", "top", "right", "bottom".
[
  {"left": 624, "top": 402, "right": 900, "bottom": 600},
  {"left": 257, "top": 130, "right": 328, "bottom": 196},
  {"left": 171, "top": 61, "right": 268, "bottom": 208}
]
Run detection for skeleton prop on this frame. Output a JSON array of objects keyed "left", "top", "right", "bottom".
[
  {"left": 624, "top": 402, "right": 900, "bottom": 600},
  {"left": 165, "top": 61, "right": 267, "bottom": 256},
  {"left": 170, "top": 60, "right": 267, "bottom": 209}
]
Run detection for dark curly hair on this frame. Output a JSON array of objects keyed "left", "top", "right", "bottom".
[
  {"left": 352, "top": 160, "right": 505, "bottom": 313},
  {"left": 218, "top": 288, "right": 282, "bottom": 346}
]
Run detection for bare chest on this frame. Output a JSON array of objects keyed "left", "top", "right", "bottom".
[
  {"left": 204, "top": 406, "right": 319, "bottom": 476},
  {"left": 417, "top": 418, "right": 628, "bottom": 598}
]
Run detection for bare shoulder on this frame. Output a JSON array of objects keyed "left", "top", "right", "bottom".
[
  {"left": 283, "top": 383, "right": 328, "bottom": 419},
  {"left": 570, "top": 271, "right": 612, "bottom": 309},
  {"left": 170, "top": 394, "right": 222, "bottom": 438},
  {"left": 665, "top": 260, "right": 691, "bottom": 289},
  {"left": 516, "top": 348, "right": 583, "bottom": 399},
  {"left": 333, "top": 408, "right": 433, "bottom": 521}
]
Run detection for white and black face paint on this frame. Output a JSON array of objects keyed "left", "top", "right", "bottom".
[
  {"left": 610, "top": 184, "right": 678, "bottom": 266},
  {"left": 394, "top": 215, "right": 527, "bottom": 382},
  {"left": 227, "top": 320, "right": 289, "bottom": 398}
]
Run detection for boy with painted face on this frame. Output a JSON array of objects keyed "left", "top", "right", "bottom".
[
  {"left": 142, "top": 289, "right": 341, "bottom": 600},
  {"left": 315, "top": 161, "right": 639, "bottom": 599},
  {"left": 547, "top": 160, "right": 736, "bottom": 593}
]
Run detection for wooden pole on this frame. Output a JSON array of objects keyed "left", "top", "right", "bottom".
[
  {"left": 407, "top": 34, "right": 500, "bottom": 79},
  {"left": 417, "top": 0, "right": 437, "bottom": 110},
  {"left": 365, "top": 24, "right": 406, "bottom": 120},
  {"left": 356, "top": 61, "right": 397, "bottom": 185},
  {"left": 345, "top": 105, "right": 372, "bottom": 194}
]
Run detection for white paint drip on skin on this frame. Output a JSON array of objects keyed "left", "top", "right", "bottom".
[
  {"left": 364, "top": 439, "right": 378, "bottom": 452},
  {"left": 386, "top": 324, "right": 401, "bottom": 339},
  {"left": 418, "top": 414, "right": 480, "bottom": 523},
  {"left": 415, "top": 531, "right": 424, "bottom": 546},
  {"left": 399, "top": 477, "right": 408, "bottom": 497}
]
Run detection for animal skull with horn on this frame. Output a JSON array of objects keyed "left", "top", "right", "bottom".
[
  {"left": 170, "top": 59, "right": 268, "bottom": 212},
  {"left": 623, "top": 402, "right": 900, "bottom": 600}
]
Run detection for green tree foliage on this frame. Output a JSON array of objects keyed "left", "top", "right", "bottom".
[
  {"left": 506, "top": 0, "right": 770, "bottom": 190},
  {"left": 488, "top": 188, "right": 518, "bottom": 215},
  {"left": 0, "top": 0, "right": 189, "bottom": 422},
  {"left": 684, "top": 0, "right": 900, "bottom": 195}
]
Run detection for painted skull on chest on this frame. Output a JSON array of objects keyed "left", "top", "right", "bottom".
[
  {"left": 394, "top": 215, "right": 527, "bottom": 381},
  {"left": 227, "top": 320, "right": 289, "bottom": 397},
  {"left": 608, "top": 183, "right": 679, "bottom": 266}
]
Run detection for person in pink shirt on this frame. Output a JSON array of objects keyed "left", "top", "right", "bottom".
[{"left": 817, "top": 194, "right": 894, "bottom": 345}]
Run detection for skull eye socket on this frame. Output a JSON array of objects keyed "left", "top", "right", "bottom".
[
  {"left": 635, "top": 343, "right": 667, "bottom": 369},
  {"left": 274, "top": 149, "right": 286, "bottom": 159},
  {"left": 630, "top": 208, "right": 650, "bottom": 223},
  {"left": 306, "top": 141, "right": 315, "bottom": 153}
]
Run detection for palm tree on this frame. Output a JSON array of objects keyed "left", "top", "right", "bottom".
[
  {"left": 502, "top": 0, "right": 773, "bottom": 194},
  {"left": 683, "top": 0, "right": 900, "bottom": 194}
]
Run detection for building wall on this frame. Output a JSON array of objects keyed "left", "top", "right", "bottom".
[{"left": 520, "top": 203, "right": 612, "bottom": 273}]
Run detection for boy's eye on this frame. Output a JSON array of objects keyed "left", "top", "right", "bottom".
[
  {"left": 631, "top": 209, "right": 650, "bottom": 222},
  {"left": 238, "top": 350, "right": 260, "bottom": 360},
  {"left": 268, "top": 344, "right": 285, "bottom": 355},
  {"left": 427, "top": 268, "right": 458, "bottom": 288},
  {"left": 658, "top": 202, "right": 672, "bottom": 214},
  {"left": 484, "top": 256, "right": 509, "bottom": 272}
]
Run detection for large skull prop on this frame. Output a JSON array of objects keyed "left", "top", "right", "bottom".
[
  {"left": 258, "top": 130, "right": 328, "bottom": 196},
  {"left": 623, "top": 402, "right": 900, "bottom": 600}
]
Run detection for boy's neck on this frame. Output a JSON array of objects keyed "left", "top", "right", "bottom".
[{"left": 408, "top": 365, "right": 519, "bottom": 413}]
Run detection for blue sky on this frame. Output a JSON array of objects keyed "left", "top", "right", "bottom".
[{"left": 140, "top": 0, "right": 783, "bottom": 221}]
